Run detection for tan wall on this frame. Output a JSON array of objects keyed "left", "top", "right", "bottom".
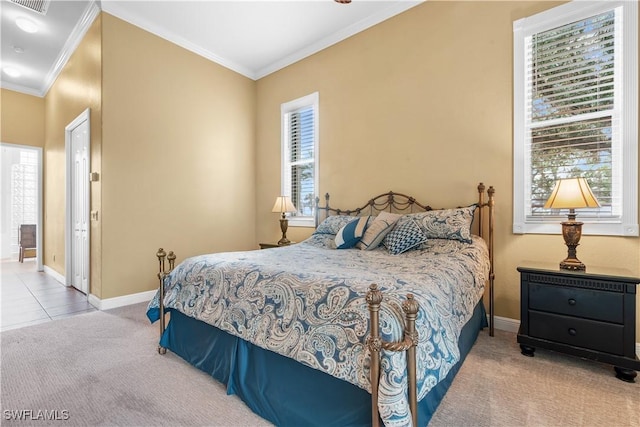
[
  {"left": 44, "top": 14, "right": 102, "bottom": 297},
  {"left": 0, "top": 89, "right": 45, "bottom": 147},
  {"left": 256, "top": 1, "right": 640, "bottom": 337},
  {"left": 100, "top": 14, "right": 256, "bottom": 299}
]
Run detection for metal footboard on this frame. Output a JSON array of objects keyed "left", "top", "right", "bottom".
[
  {"left": 155, "top": 248, "right": 175, "bottom": 355},
  {"left": 366, "top": 284, "right": 420, "bottom": 427}
]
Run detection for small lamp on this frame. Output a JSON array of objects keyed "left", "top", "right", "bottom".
[
  {"left": 271, "top": 196, "right": 297, "bottom": 245},
  {"left": 543, "top": 177, "right": 600, "bottom": 271}
]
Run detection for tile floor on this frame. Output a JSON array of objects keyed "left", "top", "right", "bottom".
[{"left": 1, "top": 258, "right": 95, "bottom": 331}]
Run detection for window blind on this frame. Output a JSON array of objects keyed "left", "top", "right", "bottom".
[
  {"left": 526, "top": 10, "right": 619, "bottom": 220},
  {"left": 287, "top": 107, "right": 315, "bottom": 217}
]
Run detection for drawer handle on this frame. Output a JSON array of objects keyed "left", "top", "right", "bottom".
[
  {"left": 568, "top": 328, "right": 577, "bottom": 336},
  {"left": 568, "top": 298, "right": 576, "bottom": 306}
]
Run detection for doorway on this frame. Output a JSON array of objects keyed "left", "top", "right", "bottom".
[
  {"left": 0, "top": 143, "right": 43, "bottom": 270},
  {"left": 65, "top": 109, "right": 90, "bottom": 294}
]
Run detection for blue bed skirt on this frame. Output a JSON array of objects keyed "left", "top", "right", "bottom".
[{"left": 158, "top": 302, "right": 487, "bottom": 426}]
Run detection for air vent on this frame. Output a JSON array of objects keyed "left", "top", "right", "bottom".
[{"left": 9, "top": 0, "right": 50, "bottom": 15}]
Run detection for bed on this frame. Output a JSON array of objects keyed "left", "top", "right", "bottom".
[{"left": 147, "top": 183, "right": 495, "bottom": 427}]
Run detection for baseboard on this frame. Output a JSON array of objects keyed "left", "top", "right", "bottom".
[
  {"left": 491, "top": 315, "right": 640, "bottom": 358},
  {"left": 43, "top": 264, "right": 155, "bottom": 310},
  {"left": 43, "top": 266, "right": 65, "bottom": 285},
  {"left": 493, "top": 315, "right": 520, "bottom": 333},
  {"left": 88, "top": 290, "right": 156, "bottom": 311}
]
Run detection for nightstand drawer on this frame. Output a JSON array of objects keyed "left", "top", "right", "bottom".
[
  {"left": 529, "top": 311, "right": 624, "bottom": 355},
  {"left": 529, "top": 283, "right": 623, "bottom": 324}
]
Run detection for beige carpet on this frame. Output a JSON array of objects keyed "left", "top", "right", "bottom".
[{"left": 1, "top": 303, "right": 638, "bottom": 426}]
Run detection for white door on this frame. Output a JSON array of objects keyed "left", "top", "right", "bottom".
[{"left": 67, "top": 113, "right": 90, "bottom": 294}]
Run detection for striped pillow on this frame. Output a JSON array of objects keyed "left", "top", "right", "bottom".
[{"left": 357, "top": 211, "right": 401, "bottom": 250}]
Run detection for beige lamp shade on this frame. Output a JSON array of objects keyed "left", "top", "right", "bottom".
[
  {"left": 272, "top": 196, "right": 297, "bottom": 214},
  {"left": 543, "top": 178, "right": 601, "bottom": 209}
]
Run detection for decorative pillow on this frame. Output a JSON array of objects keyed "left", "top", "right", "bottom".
[
  {"left": 314, "top": 215, "right": 356, "bottom": 235},
  {"left": 383, "top": 218, "right": 428, "bottom": 255},
  {"left": 411, "top": 205, "right": 477, "bottom": 243},
  {"left": 335, "top": 216, "right": 371, "bottom": 249},
  {"left": 357, "top": 211, "right": 402, "bottom": 250}
]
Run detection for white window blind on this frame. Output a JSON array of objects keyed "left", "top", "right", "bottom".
[
  {"left": 281, "top": 92, "right": 319, "bottom": 227},
  {"left": 513, "top": 1, "right": 638, "bottom": 236},
  {"left": 529, "top": 10, "right": 615, "bottom": 218}
]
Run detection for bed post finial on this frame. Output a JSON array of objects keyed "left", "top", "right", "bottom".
[{"left": 157, "top": 248, "right": 166, "bottom": 273}]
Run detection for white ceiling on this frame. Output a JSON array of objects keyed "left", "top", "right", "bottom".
[{"left": 1, "top": 0, "right": 422, "bottom": 97}]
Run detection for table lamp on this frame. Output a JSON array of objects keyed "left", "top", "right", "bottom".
[
  {"left": 543, "top": 177, "right": 600, "bottom": 271},
  {"left": 272, "top": 196, "right": 297, "bottom": 245}
]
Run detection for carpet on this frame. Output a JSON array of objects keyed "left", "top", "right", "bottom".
[{"left": 1, "top": 303, "right": 638, "bottom": 426}]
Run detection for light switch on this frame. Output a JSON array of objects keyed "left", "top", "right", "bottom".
[
  {"left": 89, "top": 172, "right": 100, "bottom": 182},
  {"left": 91, "top": 211, "right": 99, "bottom": 221}
]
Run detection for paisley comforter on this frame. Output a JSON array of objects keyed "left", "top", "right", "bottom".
[{"left": 147, "top": 234, "right": 489, "bottom": 427}]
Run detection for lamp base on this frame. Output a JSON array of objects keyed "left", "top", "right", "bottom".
[
  {"left": 559, "top": 219, "right": 586, "bottom": 271},
  {"left": 278, "top": 218, "right": 290, "bottom": 246},
  {"left": 559, "top": 258, "right": 586, "bottom": 271}
]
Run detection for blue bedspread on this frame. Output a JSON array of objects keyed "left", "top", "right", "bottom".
[{"left": 147, "top": 234, "right": 489, "bottom": 427}]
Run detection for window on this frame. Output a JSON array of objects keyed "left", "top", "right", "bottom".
[
  {"left": 12, "top": 151, "right": 38, "bottom": 254},
  {"left": 513, "top": 1, "right": 638, "bottom": 236},
  {"left": 281, "top": 92, "right": 319, "bottom": 227}
]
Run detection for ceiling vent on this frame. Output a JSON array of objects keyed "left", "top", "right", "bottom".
[{"left": 9, "top": 0, "right": 50, "bottom": 15}]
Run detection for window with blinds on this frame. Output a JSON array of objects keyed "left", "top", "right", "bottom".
[
  {"left": 281, "top": 92, "right": 319, "bottom": 226},
  {"left": 513, "top": 1, "right": 638, "bottom": 236},
  {"left": 529, "top": 11, "right": 615, "bottom": 218}
]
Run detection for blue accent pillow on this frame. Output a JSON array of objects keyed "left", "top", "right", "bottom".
[
  {"left": 335, "top": 216, "right": 371, "bottom": 249},
  {"left": 383, "top": 218, "right": 428, "bottom": 255}
]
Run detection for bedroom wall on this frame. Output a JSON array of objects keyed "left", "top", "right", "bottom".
[
  {"left": 255, "top": 1, "right": 640, "bottom": 338},
  {"left": 100, "top": 13, "right": 256, "bottom": 299},
  {"left": 0, "top": 89, "right": 45, "bottom": 147},
  {"left": 43, "top": 14, "right": 102, "bottom": 296}
]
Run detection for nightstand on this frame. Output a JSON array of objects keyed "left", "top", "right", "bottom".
[
  {"left": 259, "top": 242, "right": 294, "bottom": 249},
  {"left": 517, "top": 265, "right": 640, "bottom": 382}
]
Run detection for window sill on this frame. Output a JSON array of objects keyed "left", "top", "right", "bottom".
[
  {"left": 513, "top": 221, "right": 639, "bottom": 237},
  {"left": 288, "top": 217, "right": 315, "bottom": 228}
]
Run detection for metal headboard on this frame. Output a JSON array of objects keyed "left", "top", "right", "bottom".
[{"left": 315, "top": 191, "right": 433, "bottom": 225}]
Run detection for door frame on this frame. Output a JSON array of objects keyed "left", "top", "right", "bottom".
[
  {"left": 0, "top": 142, "right": 43, "bottom": 271},
  {"left": 65, "top": 108, "right": 90, "bottom": 291}
]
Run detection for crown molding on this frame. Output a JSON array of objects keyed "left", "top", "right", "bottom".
[
  {"left": 255, "top": 1, "right": 421, "bottom": 79},
  {"left": 0, "top": 80, "right": 44, "bottom": 97},
  {"left": 40, "top": 1, "right": 101, "bottom": 97},
  {"left": 102, "top": 1, "right": 422, "bottom": 81},
  {"left": 100, "top": 2, "right": 256, "bottom": 80}
]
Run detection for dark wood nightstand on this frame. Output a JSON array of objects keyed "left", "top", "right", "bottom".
[
  {"left": 517, "top": 265, "right": 640, "bottom": 382},
  {"left": 259, "top": 242, "right": 295, "bottom": 249}
]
